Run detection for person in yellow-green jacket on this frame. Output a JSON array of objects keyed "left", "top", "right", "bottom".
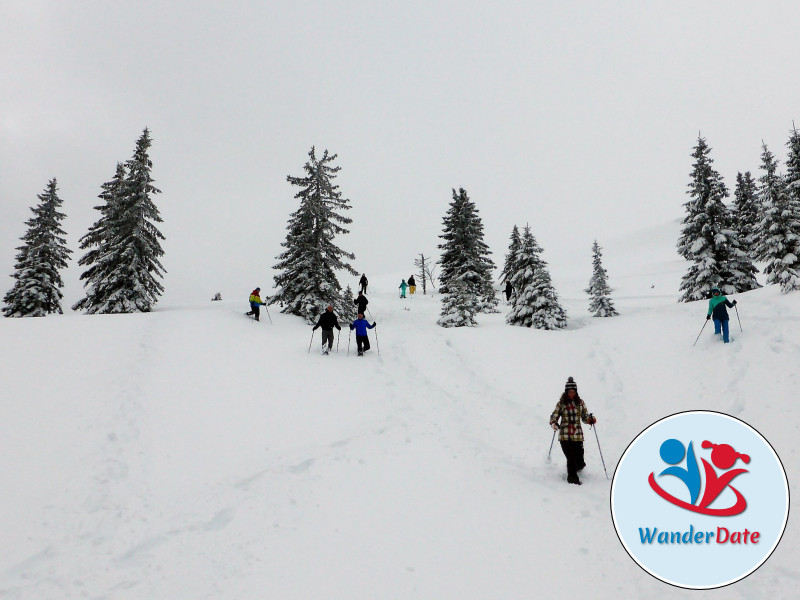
[
  {"left": 246, "top": 287, "right": 266, "bottom": 321},
  {"left": 706, "top": 287, "right": 737, "bottom": 343}
]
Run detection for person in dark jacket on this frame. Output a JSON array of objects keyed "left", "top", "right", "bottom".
[
  {"left": 706, "top": 287, "right": 737, "bottom": 344},
  {"left": 350, "top": 313, "right": 376, "bottom": 356},
  {"left": 354, "top": 291, "right": 369, "bottom": 315},
  {"left": 549, "top": 377, "right": 597, "bottom": 485},
  {"left": 504, "top": 281, "right": 513, "bottom": 302},
  {"left": 312, "top": 304, "right": 342, "bottom": 355},
  {"left": 359, "top": 274, "right": 368, "bottom": 294},
  {"left": 408, "top": 275, "right": 416, "bottom": 295},
  {"left": 245, "top": 287, "right": 266, "bottom": 321}
]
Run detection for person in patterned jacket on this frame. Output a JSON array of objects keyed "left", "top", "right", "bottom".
[{"left": 550, "top": 376, "right": 597, "bottom": 485}]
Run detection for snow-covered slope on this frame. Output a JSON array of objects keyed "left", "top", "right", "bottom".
[{"left": 1, "top": 222, "right": 798, "bottom": 599}]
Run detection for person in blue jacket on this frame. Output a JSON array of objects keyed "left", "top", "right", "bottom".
[
  {"left": 350, "top": 313, "right": 376, "bottom": 356},
  {"left": 706, "top": 287, "right": 737, "bottom": 343}
]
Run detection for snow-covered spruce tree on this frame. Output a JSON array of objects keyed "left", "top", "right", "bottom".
[
  {"left": 73, "top": 129, "right": 166, "bottom": 313},
  {"left": 677, "top": 136, "right": 759, "bottom": 301},
  {"left": 499, "top": 224, "right": 521, "bottom": 286},
  {"left": 733, "top": 171, "right": 760, "bottom": 253},
  {"left": 585, "top": 240, "right": 618, "bottom": 317},
  {"left": 437, "top": 278, "right": 479, "bottom": 328},
  {"left": 270, "top": 147, "right": 357, "bottom": 323},
  {"left": 3, "top": 179, "right": 72, "bottom": 317},
  {"left": 753, "top": 139, "right": 800, "bottom": 292},
  {"left": 337, "top": 284, "right": 357, "bottom": 325},
  {"left": 437, "top": 187, "right": 497, "bottom": 314},
  {"left": 506, "top": 225, "right": 567, "bottom": 329}
]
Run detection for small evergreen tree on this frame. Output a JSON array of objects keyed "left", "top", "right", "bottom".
[
  {"left": 337, "top": 284, "right": 357, "bottom": 325},
  {"left": 437, "top": 278, "right": 479, "bottom": 328},
  {"left": 585, "top": 240, "right": 618, "bottom": 317},
  {"left": 73, "top": 129, "right": 166, "bottom": 313},
  {"left": 499, "top": 224, "right": 522, "bottom": 285},
  {"left": 733, "top": 171, "right": 760, "bottom": 252},
  {"left": 3, "top": 179, "right": 71, "bottom": 317},
  {"left": 753, "top": 139, "right": 800, "bottom": 292},
  {"left": 437, "top": 187, "right": 497, "bottom": 313},
  {"left": 678, "top": 135, "right": 758, "bottom": 301},
  {"left": 506, "top": 225, "right": 567, "bottom": 329},
  {"left": 270, "top": 147, "right": 357, "bottom": 322}
]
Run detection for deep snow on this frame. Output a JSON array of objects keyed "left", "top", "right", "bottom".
[{"left": 1, "top": 221, "right": 798, "bottom": 599}]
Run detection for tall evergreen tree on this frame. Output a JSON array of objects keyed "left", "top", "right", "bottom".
[
  {"left": 270, "top": 147, "right": 357, "bottom": 323},
  {"left": 585, "top": 240, "right": 618, "bottom": 317},
  {"left": 73, "top": 129, "right": 166, "bottom": 313},
  {"left": 733, "top": 171, "right": 760, "bottom": 252},
  {"left": 678, "top": 136, "right": 759, "bottom": 301},
  {"left": 506, "top": 225, "right": 567, "bottom": 329},
  {"left": 437, "top": 278, "right": 479, "bottom": 328},
  {"left": 3, "top": 179, "right": 71, "bottom": 317},
  {"left": 753, "top": 139, "right": 800, "bottom": 292},
  {"left": 499, "top": 224, "right": 521, "bottom": 286},
  {"left": 437, "top": 187, "right": 497, "bottom": 313}
]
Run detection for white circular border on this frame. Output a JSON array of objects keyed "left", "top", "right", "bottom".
[{"left": 610, "top": 410, "right": 790, "bottom": 590}]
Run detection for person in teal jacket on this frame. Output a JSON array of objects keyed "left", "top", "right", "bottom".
[
  {"left": 399, "top": 279, "right": 408, "bottom": 298},
  {"left": 706, "top": 287, "right": 737, "bottom": 343}
]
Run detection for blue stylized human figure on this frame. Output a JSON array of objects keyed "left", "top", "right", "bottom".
[{"left": 659, "top": 439, "right": 701, "bottom": 505}]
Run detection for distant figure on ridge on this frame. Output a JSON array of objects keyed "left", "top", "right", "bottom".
[
  {"left": 399, "top": 279, "right": 408, "bottom": 298},
  {"left": 504, "top": 281, "right": 513, "bottom": 302},
  {"left": 359, "top": 274, "right": 368, "bottom": 295},
  {"left": 408, "top": 275, "right": 416, "bottom": 296}
]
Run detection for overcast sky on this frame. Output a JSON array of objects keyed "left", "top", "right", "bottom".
[{"left": 2, "top": 1, "right": 799, "bottom": 305}]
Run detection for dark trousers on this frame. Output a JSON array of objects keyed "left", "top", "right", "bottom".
[
  {"left": 321, "top": 329, "right": 334, "bottom": 350},
  {"left": 560, "top": 441, "right": 585, "bottom": 477},
  {"left": 246, "top": 304, "right": 261, "bottom": 320},
  {"left": 360, "top": 283, "right": 367, "bottom": 294},
  {"left": 356, "top": 334, "right": 370, "bottom": 353}
]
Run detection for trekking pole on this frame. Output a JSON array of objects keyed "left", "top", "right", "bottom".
[
  {"left": 692, "top": 319, "right": 709, "bottom": 347},
  {"left": 336, "top": 330, "right": 341, "bottom": 353},
  {"left": 590, "top": 420, "right": 609, "bottom": 479},
  {"left": 307, "top": 329, "right": 314, "bottom": 355},
  {"left": 347, "top": 329, "right": 352, "bottom": 357},
  {"left": 734, "top": 304, "right": 743, "bottom": 332},
  {"left": 263, "top": 304, "right": 273, "bottom": 324},
  {"left": 546, "top": 428, "right": 556, "bottom": 463},
  {"left": 373, "top": 324, "right": 380, "bottom": 355}
]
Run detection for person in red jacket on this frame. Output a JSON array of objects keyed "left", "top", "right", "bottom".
[{"left": 245, "top": 287, "right": 266, "bottom": 321}]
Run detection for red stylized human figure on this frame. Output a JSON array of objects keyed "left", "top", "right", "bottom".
[{"left": 697, "top": 441, "right": 750, "bottom": 511}]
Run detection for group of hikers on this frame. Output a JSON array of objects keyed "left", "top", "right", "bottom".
[{"left": 245, "top": 281, "right": 742, "bottom": 484}]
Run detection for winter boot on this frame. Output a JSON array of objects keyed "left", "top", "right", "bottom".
[{"left": 567, "top": 473, "right": 582, "bottom": 485}]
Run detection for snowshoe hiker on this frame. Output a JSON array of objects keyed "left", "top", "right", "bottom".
[
  {"left": 707, "top": 287, "right": 737, "bottom": 344},
  {"left": 246, "top": 287, "right": 266, "bottom": 321},
  {"left": 350, "top": 313, "right": 376, "bottom": 356},
  {"left": 504, "top": 281, "right": 513, "bottom": 302},
  {"left": 359, "top": 274, "right": 368, "bottom": 294},
  {"left": 312, "top": 304, "right": 342, "bottom": 355},
  {"left": 408, "top": 275, "right": 416, "bottom": 296},
  {"left": 354, "top": 291, "right": 369, "bottom": 315},
  {"left": 549, "top": 376, "right": 597, "bottom": 485},
  {"left": 399, "top": 279, "right": 408, "bottom": 298}
]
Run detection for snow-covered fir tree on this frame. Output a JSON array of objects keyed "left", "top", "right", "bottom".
[
  {"left": 437, "top": 187, "right": 498, "bottom": 314},
  {"left": 73, "top": 129, "right": 166, "bottom": 313},
  {"left": 585, "top": 240, "right": 618, "bottom": 317},
  {"left": 733, "top": 171, "right": 760, "bottom": 253},
  {"left": 677, "top": 136, "right": 759, "bottom": 301},
  {"left": 337, "top": 284, "right": 357, "bottom": 325},
  {"left": 499, "top": 224, "right": 521, "bottom": 286},
  {"left": 437, "top": 278, "right": 479, "bottom": 328},
  {"left": 270, "top": 147, "right": 357, "bottom": 323},
  {"left": 3, "top": 179, "right": 71, "bottom": 317},
  {"left": 753, "top": 139, "right": 800, "bottom": 292},
  {"left": 506, "top": 225, "right": 567, "bottom": 329}
]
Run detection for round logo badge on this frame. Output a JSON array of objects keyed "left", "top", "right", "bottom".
[{"left": 611, "top": 411, "right": 789, "bottom": 589}]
